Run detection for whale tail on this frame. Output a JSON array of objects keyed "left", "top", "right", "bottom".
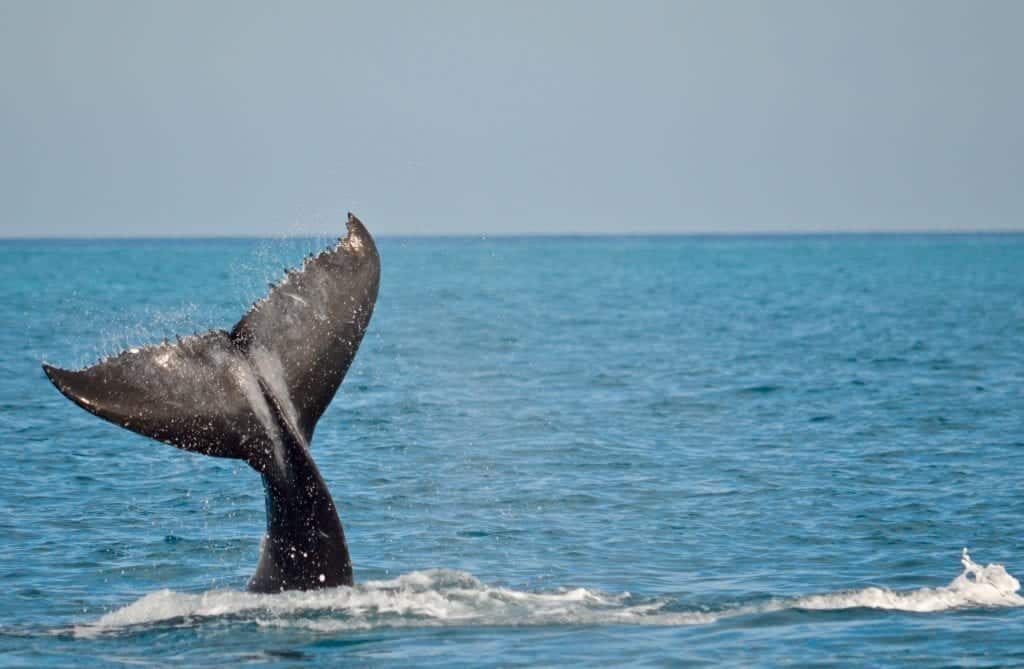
[{"left": 42, "top": 213, "right": 380, "bottom": 469}]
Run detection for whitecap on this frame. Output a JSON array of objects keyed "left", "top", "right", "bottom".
[{"left": 73, "top": 549, "right": 1022, "bottom": 638}]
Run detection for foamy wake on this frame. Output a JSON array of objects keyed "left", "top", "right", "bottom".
[{"left": 74, "top": 549, "right": 1022, "bottom": 638}]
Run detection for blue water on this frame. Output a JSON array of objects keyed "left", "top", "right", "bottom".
[{"left": 2, "top": 233, "right": 1023, "bottom": 666}]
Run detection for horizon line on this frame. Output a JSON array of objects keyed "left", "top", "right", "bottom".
[{"left": 2, "top": 228, "right": 1024, "bottom": 242}]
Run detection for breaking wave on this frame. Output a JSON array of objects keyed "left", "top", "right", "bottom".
[{"left": 73, "top": 549, "right": 1022, "bottom": 638}]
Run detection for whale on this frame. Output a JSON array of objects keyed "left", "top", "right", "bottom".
[{"left": 42, "top": 213, "right": 380, "bottom": 593}]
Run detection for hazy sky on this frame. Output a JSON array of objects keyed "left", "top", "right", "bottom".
[{"left": 1, "top": 1, "right": 1022, "bottom": 237}]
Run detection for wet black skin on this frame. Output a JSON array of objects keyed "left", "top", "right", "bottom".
[
  {"left": 42, "top": 214, "right": 378, "bottom": 593},
  {"left": 247, "top": 378, "right": 353, "bottom": 591},
  {"left": 254, "top": 450, "right": 353, "bottom": 591}
]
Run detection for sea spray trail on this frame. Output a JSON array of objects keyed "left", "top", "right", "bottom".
[{"left": 71, "top": 550, "right": 1023, "bottom": 638}]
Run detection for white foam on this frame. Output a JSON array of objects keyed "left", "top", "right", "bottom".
[
  {"left": 74, "top": 549, "right": 1022, "bottom": 637},
  {"left": 790, "top": 548, "right": 1023, "bottom": 613}
]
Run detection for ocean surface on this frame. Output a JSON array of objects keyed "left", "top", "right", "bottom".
[{"left": 1, "top": 232, "right": 1022, "bottom": 667}]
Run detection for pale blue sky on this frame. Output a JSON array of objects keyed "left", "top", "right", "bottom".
[{"left": 1, "top": 1, "right": 1022, "bottom": 237}]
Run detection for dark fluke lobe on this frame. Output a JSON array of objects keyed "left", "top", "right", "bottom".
[{"left": 42, "top": 214, "right": 380, "bottom": 592}]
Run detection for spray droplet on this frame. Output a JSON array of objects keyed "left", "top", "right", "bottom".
[{"left": 318, "top": 574, "right": 325, "bottom": 583}]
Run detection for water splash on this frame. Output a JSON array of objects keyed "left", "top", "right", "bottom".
[
  {"left": 72, "top": 549, "right": 1022, "bottom": 638},
  {"left": 792, "top": 548, "right": 1023, "bottom": 613}
]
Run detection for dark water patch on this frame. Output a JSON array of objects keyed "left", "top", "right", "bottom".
[
  {"left": 737, "top": 384, "right": 782, "bottom": 395},
  {"left": 871, "top": 356, "right": 907, "bottom": 365}
]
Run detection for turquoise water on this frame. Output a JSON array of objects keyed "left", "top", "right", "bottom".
[{"left": 1, "top": 233, "right": 1023, "bottom": 666}]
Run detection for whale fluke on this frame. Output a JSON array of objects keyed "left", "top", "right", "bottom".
[
  {"left": 43, "top": 330, "right": 262, "bottom": 462},
  {"left": 42, "top": 213, "right": 380, "bottom": 592},
  {"left": 231, "top": 214, "right": 378, "bottom": 443}
]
